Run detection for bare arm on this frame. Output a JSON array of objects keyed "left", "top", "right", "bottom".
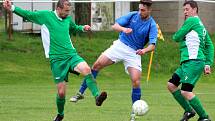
[
  {"left": 136, "top": 44, "right": 155, "bottom": 55},
  {"left": 112, "top": 23, "right": 132, "bottom": 34}
]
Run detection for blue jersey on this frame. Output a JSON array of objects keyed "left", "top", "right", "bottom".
[{"left": 116, "top": 11, "right": 158, "bottom": 50}]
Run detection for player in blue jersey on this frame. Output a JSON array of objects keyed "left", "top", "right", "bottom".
[{"left": 70, "top": 0, "right": 157, "bottom": 120}]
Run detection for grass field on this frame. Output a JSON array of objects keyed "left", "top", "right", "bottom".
[
  {"left": 0, "top": 32, "right": 215, "bottom": 121},
  {"left": 0, "top": 18, "right": 5, "bottom": 31}
]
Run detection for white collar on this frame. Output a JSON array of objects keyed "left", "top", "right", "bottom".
[{"left": 54, "top": 10, "right": 62, "bottom": 21}]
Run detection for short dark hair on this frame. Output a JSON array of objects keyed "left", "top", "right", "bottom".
[
  {"left": 57, "top": 0, "right": 71, "bottom": 9},
  {"left": 183, "top": 0, "right": 198, "bottom": 13},
  {"left": 140, "top": 0, "right": 152, "bottom": 7}
]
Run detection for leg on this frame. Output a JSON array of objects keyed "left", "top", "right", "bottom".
[
  {"left": 53, "top": 82, "right": 66, "bottom": 121},
  {"left": 70, "top": 54, "right": 114, "bottom": 102},
  {"left": 74, "top": 61, "right": 99, "bottom": 97},
  {"left": 74, "top": 61, "right": 107, "bottom": 106},
  {"left": 181, "top": 83, "right": 210, "bottom": 120},
  {"left": 167, "top": 73, "right": 195, "bottom": 121},
  {"left": 79, "top": 54, "right": 114, "bottom": 93},
  {"left": 92, "top": 53, "right": 115, "bottom": 71},
  {"left": 180, "top": 60, "right": 210, "bottom": 120},
  {"left": 127, "top": 67, "right": 141, "bottom": 121},
  {"left": 127, "top": 67, "right": 141, "bottom": 104}
]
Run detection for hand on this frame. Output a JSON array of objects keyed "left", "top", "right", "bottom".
[
  {"left": 122, "top": 28, "right": 132, "bottom": 34},
  {"left": 204, "top": 65, "right": 211, "bottom": 75},
  {"left": 83, "top": 25, "right": 91, "bottom": 31},
  {"left": 3, "top": 0, "right": 12, "bottom": 11},
  {"left": 136, "top": 49, "right": 146, "bottom": 55}
]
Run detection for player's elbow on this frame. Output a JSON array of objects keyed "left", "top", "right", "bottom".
[
  {"left": 111, "top": 24, "right": 117, "bottom": 30},
  {"left": 149, "top": 44, "right": 156, "bottom": 51},
  {"left": 111, "top": 23, "right": 119, "bottom": 31}
]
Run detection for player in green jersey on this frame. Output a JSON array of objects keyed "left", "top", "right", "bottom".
[
  {"left": 3, "top": 0, "right": 107, "bottom": 121},
  {"left": 167, "top": 1, "right": 214, "bottom": 121}
]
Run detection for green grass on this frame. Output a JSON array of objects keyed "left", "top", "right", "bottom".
[
  {"left": 0, "top": 32, "right": 215, "bottom": 121},
  {"left": 0, "top": 18, "right": 4, "bottom": 31}
]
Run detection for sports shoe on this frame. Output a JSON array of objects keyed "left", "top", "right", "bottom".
[
  {"left": 69, "top": 92, "right": 84, "bottom": 102},
  {"left": 198, "top": 117, "right": 211, "bottom": 121},
  {"left": 130, "top": 113, "right": 136, "bottom": 121},
  {"left": 180, "top": 110, "right": 196, "bottom": 121},
  {"left": 96, "top": 91, "right": 107, "bottom": 106},
  {"left": 53, "top": 114, "right": 64, "bottom": 121}
]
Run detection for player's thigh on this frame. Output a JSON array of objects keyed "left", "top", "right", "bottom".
[
  {"left": 51, "top": 59, "right": 71, "bottom": 83},
  {"left": 93, "top": 54, "right": 114, "bottom": 70},
  {"left": 99, "top": 40, "right": 126, "bottom": 65},
  {"left": 180, "top": 60, "right": 204, "bottom": 85},
  {"left": 123, "top": 53, "right": 142, "bottom": 74}
]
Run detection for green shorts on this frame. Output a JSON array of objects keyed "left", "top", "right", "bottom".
[
  {"left": 50, "top": 54, "right": 85, "bottom": 84},
  {"left": 175, "top": 60, "right": 204, "bottom": 86}
]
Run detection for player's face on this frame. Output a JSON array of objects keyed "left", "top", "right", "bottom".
[
  {"left": 58, "top": 4, "right": 71, "bottom": 19},
  {"left": 139, "top": 4, "right": 151, "bottom": 19},
  {"left": 183, "top": 4, "right": 197, "bottom": 20}
]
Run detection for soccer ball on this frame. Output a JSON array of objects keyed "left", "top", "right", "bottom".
[{"left": 132, "top": 100, "right": 149, "bottom": 116}]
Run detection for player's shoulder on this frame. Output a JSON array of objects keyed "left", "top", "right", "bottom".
[
  {"left": 129, "top": 11, "right": 138, "bottom": 14},
  {"left": 127, "top": 11, "right": 139, "bottom": 17},
  {"left": 66, "top": 15, "right": 73, "bottom": 20},
  {"left": 149, "top": 16, "right": 157, "bottom": 26},
  {"left": 36, "top": 10, "right": 53, "bottom": 16},
  {"left": 185, "top": 16, "right": 199, "bottom": 23}
]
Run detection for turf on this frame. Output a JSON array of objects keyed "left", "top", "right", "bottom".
[{"left": 0, "top": 32, "right": 214, "bottom": 121}]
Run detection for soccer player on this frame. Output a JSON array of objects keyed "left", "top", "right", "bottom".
[
  {"left": 70, "top": 0, "right": 158, "bottom": 120},
  {"left": 167, "top": 1, "right": 214, "bottom": 121},
  {"left": 3, "top": 0, "right": 107, "bottom": 121}
]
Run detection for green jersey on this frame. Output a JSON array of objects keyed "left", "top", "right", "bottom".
[
  {"left": 13, "top": 6, "right": 84, "bottom": 60},
  {"left": 173, "top": 16, "right": 214, "bottom": 66}
]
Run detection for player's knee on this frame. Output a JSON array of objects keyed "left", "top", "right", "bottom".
[
  {"left": 181, "top": 83, "right": 194, "bottom": 92},
  {"left": 181, "top": 87, "right": 194, "bottom": 100},
  {"left": 167, "top": 73, "right": 181, "bottom": 92},
  {"left": 132, "top": 79, "right": 140, "bottom": 88},
  {"left": 167, "top": 82, "right": 177, "bottom": 92},
  {"left": 82, "top": 65, "right": 91, "bottom": 74},
  {"left": 92, "top": 61, "right": 102, "bottom": 71},
  {"left": 58, "top": 91, "right": 65, "bottom": 98},
  {"left": 57, "top": 82, "right": 65, "bottom": 98}
]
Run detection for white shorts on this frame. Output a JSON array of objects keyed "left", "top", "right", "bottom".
[{"left": 102, "top": 40, "right": 142, "bottom": 73}]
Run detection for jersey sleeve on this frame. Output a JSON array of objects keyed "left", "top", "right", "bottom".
[
  {"left": 69, "top": 17, "right": 84, "bottom": 34},
  {"left": 115, "top": 12, "right": 137, "bottom": 26},
  {"left": 172, "top": 17, "right": 194, "bottom": 42},
  {"left": 149, "top": 21, "right": 158, "bottom": 45},
  {"left": 204, "top": 32, "right": 214, "bottom": 66},
  {"left": 13, "top": 6, "right": 46, "bottom": 25}
]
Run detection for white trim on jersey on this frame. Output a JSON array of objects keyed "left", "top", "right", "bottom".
[
  {"left": 41, "top": 25, "right": 50, "bottom": 58},
  {"left": 185, "top": 30, "right": 200, "bottom": 59}
]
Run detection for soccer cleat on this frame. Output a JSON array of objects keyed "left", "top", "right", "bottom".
[
  {"left": 53, "top": 114, "right": 64, "bottom": 121},
  {"left": 130, "top": 113, "right": 136, "bottom": 121},
  {"left": 180, "top": 110, "right": 196, "bottom": 121},
  {"left": 96, "top": 91, "right": 107, "bottom": 106},
  {"left": 197, "top": 117, "right": 211, "bottom": 121},
  {"left": 69, "top": 92, "right": 84, "bottom": 103}
]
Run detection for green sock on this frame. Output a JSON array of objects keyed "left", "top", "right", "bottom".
[
  {"left": 56, "top": 95, "right": 65, "bottom": 116},
  {"left": 85, "top": 74, "right": 99, "bottom": 97},
  {"left": 172, "top": 90, "right": 193, "bottom": 112},
  {"left": 189, "top": 96, "right": 208, "bottom": 118}
]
